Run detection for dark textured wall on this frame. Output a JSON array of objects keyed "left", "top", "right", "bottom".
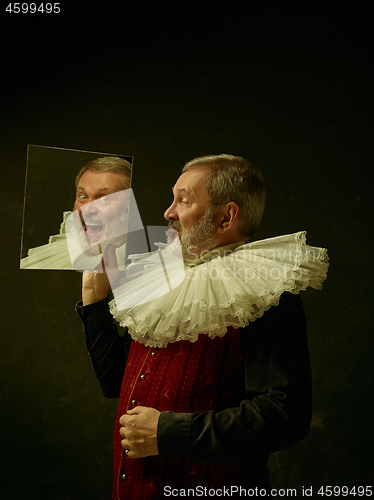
[{"left": 1, "top": 2, "right": 372, "bottom": 498}]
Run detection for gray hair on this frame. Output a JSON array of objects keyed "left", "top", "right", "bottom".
[
  {"left": 182, "top": 154, "right": 265, "bottom": 237},
  {"left": 75, "top": 156, "right": 132, "bottom": 190}
]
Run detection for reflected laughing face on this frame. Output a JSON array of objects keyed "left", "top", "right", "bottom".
[{"left": 74, "top": 170, "right": 129, "bottom": 254}]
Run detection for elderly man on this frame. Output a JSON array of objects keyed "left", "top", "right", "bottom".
[
  {"left": 72, "top": 156, "right": 132, "bottom": 268},
  {"left": 76, "top": 154, "right": 328, "bottom": 498}
]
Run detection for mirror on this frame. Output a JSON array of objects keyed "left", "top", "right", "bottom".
[
  {"left": 20, "top": 145, "right": 185, "bottom": 309},
  {"left": 20, "top": 145, "right": 134, "bottom": 270}
]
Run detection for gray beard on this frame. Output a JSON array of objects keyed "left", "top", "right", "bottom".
[
  {"left": 82, "top": 233, "right": 126, "bottom": 256},
  {"left": 169, "top": 206, "right": 217, "bottom": 261}
]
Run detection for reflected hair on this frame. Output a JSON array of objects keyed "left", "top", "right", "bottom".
[
  {"left": 75, "top": 156, "right": 132, "bottom": 190},
  {"left": 182, "top": 154, "right": 265, "bottom": 238}
]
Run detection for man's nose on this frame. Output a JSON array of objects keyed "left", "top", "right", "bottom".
[
  {"left": 81, "top": 200, "right": 99, "bottom": 216},
  {"left": 164, "top": 203, "right": 178, "bottom": 221}
]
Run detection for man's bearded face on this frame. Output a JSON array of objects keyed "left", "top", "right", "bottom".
[
  {"left": 73, "top": 170, "right": 129, "bottom": 256},
  {"left": 76, "top": 193, "right": 129, "bottom": 255},
  {"left": 168, "top": 205, "right": 217, "bottom": 261},
  {"left": 163, "top": 167, "right": 219, "bottom": 261}
]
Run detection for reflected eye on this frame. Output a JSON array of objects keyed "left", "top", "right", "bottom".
[{"left": 99, "top": 196, "right": 110, "bottom": 205}]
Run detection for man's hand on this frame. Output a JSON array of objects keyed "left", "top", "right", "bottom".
[
  {"left": 82, "top": 245, "right": 119, "bottom": 305},
  {"left": 119, "top": 406, "right": 161, "bottom": 459}
]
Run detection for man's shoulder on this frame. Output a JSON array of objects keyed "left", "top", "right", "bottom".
[{"left": 241, "top": 292, "right": 306, "bottom": 339}]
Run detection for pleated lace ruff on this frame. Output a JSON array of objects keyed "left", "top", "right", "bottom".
[{"left": 109, "top": 231, "right": 329, "bottom": 347}]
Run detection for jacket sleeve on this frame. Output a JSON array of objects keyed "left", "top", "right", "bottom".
[
  {"left": 157, "top": 292, "right": 312, "bottom": 462},
  {"left": 76, "top": 297, "right": 132, "bottom": 398}
]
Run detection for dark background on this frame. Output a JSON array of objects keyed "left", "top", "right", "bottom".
[{"left": 0, "top": 1, "right": 372, "bottom": 498}]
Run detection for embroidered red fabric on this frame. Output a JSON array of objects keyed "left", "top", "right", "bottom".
[{"left": 113, "top": 327, "right": 245, "bottom": 499}]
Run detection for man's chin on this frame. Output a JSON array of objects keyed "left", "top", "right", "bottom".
[
  {"left": 180, "top": 243, "right": 202, "bottom": 262},
  {"left": 76, "top": 230, "right": 102, "bottom": 255},
  {"left": 166, "top": 227, "right": 180, "bottom": 244},
  {"left": 81, "top": 233, "right": 127, "bottom": 255},
  {"left": 81, "top": 242, "right": 102, "bottom": 256},
  {"left": 181, "top": 237, "right": 217, "bottom": 262}
]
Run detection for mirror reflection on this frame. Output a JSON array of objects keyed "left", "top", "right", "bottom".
[{"left": 20, "top": 146, "right": 133, "bottom": 270}]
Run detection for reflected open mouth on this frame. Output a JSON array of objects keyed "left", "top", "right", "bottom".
[
  {"left": 85, "top": 223, "right": 103, "bottom": 236},
  {"left": 79, "top": 214, "right": 104, "bottom": 236}
]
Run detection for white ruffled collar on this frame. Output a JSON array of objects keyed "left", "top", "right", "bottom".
[
  {"left": 109, "top": 231, "right": 329, "bottom": 348},
  {"left": 20, "top": 211, "right": 128, "bottom": 271},
  {"left": 184, "top": 241, "right": 246, "bottom": 266}
]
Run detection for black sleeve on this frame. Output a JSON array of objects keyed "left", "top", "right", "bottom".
[
  {"left": 76, "top": 297, "right": 132, "bottom": 398},
  {"left": 157, "top": 292, "right": 312, "bottom": 462}
]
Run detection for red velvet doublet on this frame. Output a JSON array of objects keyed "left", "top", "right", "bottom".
[{"left": 113, "top": 327, "right": 245, "bottom": 499}]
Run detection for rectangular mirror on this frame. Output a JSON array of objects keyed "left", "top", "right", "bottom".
[{"left": 20, "top": 145, "right": 133, "bottom": 270}]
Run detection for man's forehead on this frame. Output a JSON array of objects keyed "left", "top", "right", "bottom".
[
  {"left": 173, "top": 186, "right": 188, "bottom": 194},
  {"left": 77, "top": 184, "right": 111, "bottom": 193},
  {"left": 172, "top": 184, "right": 197, "bottom": 199},
  {"left": 172, "top": 168, "right": 209, "bottom": 195},
  {"left": 77, "top": 170, "right": 124, "bottom": 192}
]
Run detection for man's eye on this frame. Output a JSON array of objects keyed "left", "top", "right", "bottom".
[{"left": 78, "top": 194, "right": 87, "bottom": 200}]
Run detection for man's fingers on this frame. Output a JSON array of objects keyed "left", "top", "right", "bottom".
[
  {"left": 102, "top": 244, "right": 117, "bottom": 268},
  {"left": 102, "top": 244, "right": 120, "bottom": 285},
  {"left": 118, "top": 406, "right": 160, "bottom": 458},
  {"left": 119, "top": 406, "right": 142, "bottom": 426},
  {"left": 119, "top": 414, "right": 130, "bottom": 426},
  {"left": 125, "top": 407, "right": 140, "bottom": 416}
]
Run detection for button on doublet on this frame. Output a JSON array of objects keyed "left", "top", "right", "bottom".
[
  {"left": 131, "top": 399, "right": 137, "bottom": 406},
  {"left": 121, "top": 473, "right": 127, "bottom": 480}
]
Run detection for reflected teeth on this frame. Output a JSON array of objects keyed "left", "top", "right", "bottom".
[{"left": 85, "top": 223, "right": 103, "bottom": 235}]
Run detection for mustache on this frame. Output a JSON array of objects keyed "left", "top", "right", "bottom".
[
  {"left": 168, "top": 221, "right": 182, "bottom": 232},
  {"left": 80, "top": 214, "right": 104, "bottom": 226}
]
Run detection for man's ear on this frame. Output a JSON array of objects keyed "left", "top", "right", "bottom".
[{"left": 216, "top": 202, "right": 240, "bottom": 234}]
